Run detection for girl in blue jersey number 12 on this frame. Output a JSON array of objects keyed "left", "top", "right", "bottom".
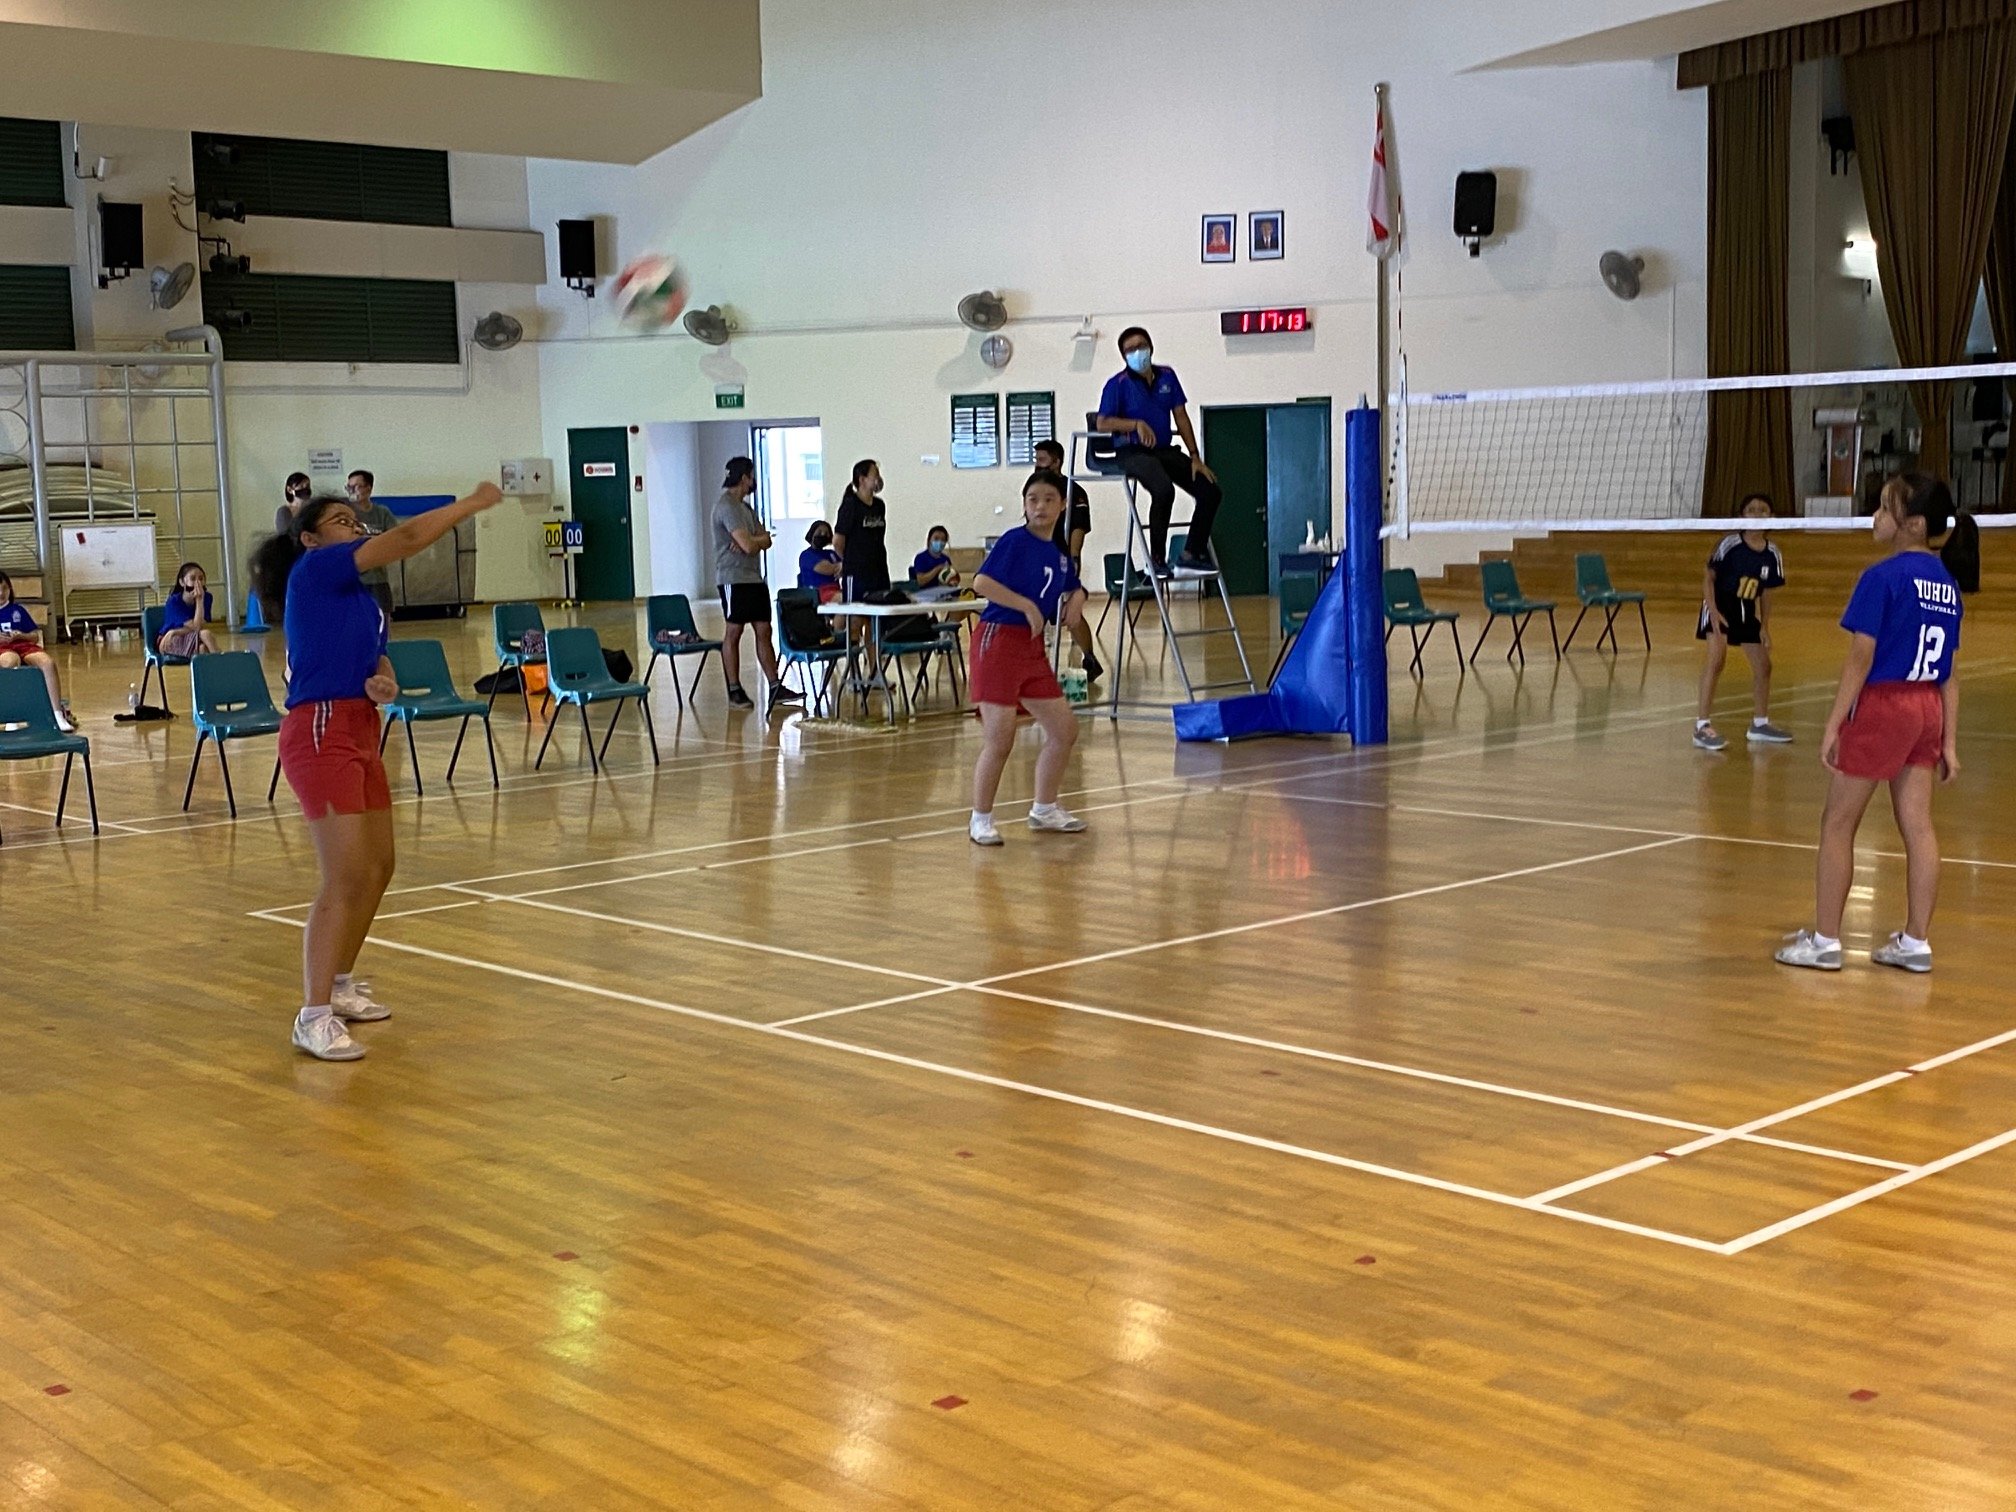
[
  {"left": 1777, "top": 473, "right": 1979, "bottom": 975},
  {"left": 250, "top": 482, "right": 504, "bottom": 1060}
]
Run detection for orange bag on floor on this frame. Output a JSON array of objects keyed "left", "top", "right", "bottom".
[{"left": 523, "top": 663, "right": 550, "bottom": 697}]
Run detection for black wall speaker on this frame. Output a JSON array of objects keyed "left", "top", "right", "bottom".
[
  {"left": 557, "top": 219, "right": 596, "bottom": 287},
  {"left": 99, "top": 201, "right": 145, "bottom": 275},
  {"left": 1454, "top": 171, "right": 1497, "bottom": 252}
]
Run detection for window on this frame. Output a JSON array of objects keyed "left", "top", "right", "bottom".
[
  {"left": 0, "top": 265, "right": 76, "bottom": 350},
  {"left": 202, "top": 273, "right": 459, "bottom": 363},
  {"left": 192, "top": 133, "right": 451, "bottom": 227},
  {"left": 0, "top": 116, "right": 65, "bottom": 208}
]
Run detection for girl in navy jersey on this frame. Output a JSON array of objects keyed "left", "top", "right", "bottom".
[
  {"left": 1778, "top": 473, "right": 1979, "bottom": 974},
  {"left": 1693, "top": 493, "right": 1790, "bottom": 750},
  {"left": 249, "top": 482, "right": 503, "bottom": 1059},
  {"left": 967, "top": 469, "right": 1089, "bottom": 846}
]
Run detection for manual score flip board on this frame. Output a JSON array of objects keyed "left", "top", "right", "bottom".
[{"left": 60, "top": 523, "right": 159, "bottom": 590}]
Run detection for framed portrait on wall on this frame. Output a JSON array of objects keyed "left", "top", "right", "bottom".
[
  {"left": 1201, "top": 214, "right": 1236, "bottom": 264},
  {"left": 1250, "top": 210, "right": 1284, "bottom": 261}
]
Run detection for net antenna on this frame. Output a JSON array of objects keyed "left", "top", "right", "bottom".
[{"left": 1385, "top": 359, "right": 2016, "bottom": 537}]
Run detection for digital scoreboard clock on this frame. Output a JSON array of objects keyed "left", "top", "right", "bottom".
[{"left": 1220, "top": 306, "right": 1310, "bottom": 336}]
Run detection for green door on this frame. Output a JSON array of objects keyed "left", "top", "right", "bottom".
[
  {"left": 568, "top": 427, "right": 635, "bottom": 601},
  {"left": 1266, "top": 401, "right": 1331, "bottom": 595},
  {"left": 1200, "top": 406, "right": 1270, "bottom": 596}
]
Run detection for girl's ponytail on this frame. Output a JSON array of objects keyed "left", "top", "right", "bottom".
[
  {"left": 248, "top": 495, "right": 343, "bottom": 624},
  {"left": 1942, "top": 511, "right": 1981, "bottom": 595}
]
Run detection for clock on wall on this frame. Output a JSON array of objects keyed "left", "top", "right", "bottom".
[{"left": 1220, "top": 307, "right": 1310, "bottom": 336}]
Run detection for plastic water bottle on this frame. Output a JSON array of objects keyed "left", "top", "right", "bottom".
[{"left": 127, "top": 682, "right": 139, "bottom": 713}]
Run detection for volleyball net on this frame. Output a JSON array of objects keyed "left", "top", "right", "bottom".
[{"left": 1385, "top": 359, "right": 2016, "bottom": 536}]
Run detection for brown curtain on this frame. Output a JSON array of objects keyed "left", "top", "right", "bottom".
[
  {"left": 1846, "top": 23, "right": 2016, "bottom": 475},
  {"left": 1703, "top": 69, "right": 1794, "bottom": 518},
  {"left": 1988, "top": 111, "right": 2016, "bottom": 503},
  {"left": 1681, "top": 0, "right": 2016, "bottom": 88}
]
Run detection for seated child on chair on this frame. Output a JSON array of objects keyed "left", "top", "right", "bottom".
[
  {"left": 159, "top": 562, "right": 220, "bottom": 659},
  {"left": 0, "top": 570, "right": 76, "bottom": 732}
]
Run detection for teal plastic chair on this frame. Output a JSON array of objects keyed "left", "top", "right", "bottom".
[
  {"left": 1093, "top": 551, "right": 1155, "bottom": 655},
  {"left": 1267, "top": 571, "right": 1321, "bottom": 683},
  {"left": 1471, "top": 560, "right": 1559, "bottom": 667},
  {"left": 138, "top": 602, "right": 192, "bottom": 712},
  {"left": 1383, "top": 567, "right": 1464, "bottom": 677},
  {"left": 182, "top": 651, "right": 283, "bottom": 816},
  {"left": 487, "top": 602, "right": 551, "bottom": 718},
  {"left": 879, "top": 618, "right": 964, "bottom": 717},
  {"left": 1564, "top": 552, "right": 1650, "bottom": 653},
  {"left": 0, "top": 666, "right": 97, "bottom": 844},
  {"left": 775, "top": 588, "right": 849, "bottom": 715},
  {"left": 535, "top": 626, "right": 659, "bottom": 772},
  {"left": 642, "top": 594, "right": 722, "bottom": 709},
  {"left": 378, "top": 639, "right": 498, "bottom": 794}
]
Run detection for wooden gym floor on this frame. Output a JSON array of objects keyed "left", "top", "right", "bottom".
[{"left": 3, "top": 586, "right": 2015, "bottom": 1509}]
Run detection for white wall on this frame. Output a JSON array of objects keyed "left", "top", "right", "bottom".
[{"left": 527, "top": 0, "right": 1711, "bottom": 579}]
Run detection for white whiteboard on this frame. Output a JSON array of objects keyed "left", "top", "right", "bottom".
[{"left": 60, "top": 523, "right": 159, "bottom": 590}]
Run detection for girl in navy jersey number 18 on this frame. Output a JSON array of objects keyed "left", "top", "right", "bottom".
[
  {"left": 967, "top": 469, "right": 1090, "bottom": 847},
  {"left": 1777, "top": 473, "right": 1979, "bottom": 974},
  {"left": 249, "top": 482, "right": 504, "bottom": 1059}
]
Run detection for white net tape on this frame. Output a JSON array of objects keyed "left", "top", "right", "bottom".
[{"left": 1387, "top": 360, "right": 2016, "bottom": 535}]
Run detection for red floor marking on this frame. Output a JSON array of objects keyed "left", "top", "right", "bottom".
[
  {"left": 552, "top": 1251, "right": 579, "bottom": 1262},
  {"left": 1519, "top": 1008, "right": 1540, "bottom": 1016},
  {"left": 954, "top": 1150, "right": 975, "bottom": 1159},
  {"left": 43, "top": 1385, "right": 69, "bottom": 1397},
  {"left": 1259, "top": 1069, "right": 1282, "bottom": 1077},
  {"left": 1849, "top": 1389, "right": 1878, "bottom": 1402},
  {"left": 932, "top": 1395, "right": 967, "bottom": 1410},
  {"left": 1354, "top": 1255, "right": 1377, "bottom": 1266}
]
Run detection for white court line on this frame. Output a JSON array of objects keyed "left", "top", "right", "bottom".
[
  {"left": 253, "top": 912, "right": 1726, "bottom": 1254},
  {"left": 1531, "top": 1024, "right": 2016, "bottom": 1207},
  {"left": 0, "top": 798, "right": 148, "bottom": 835},
  {"left": 969, "top": 837, "right": 1697, "bottom": 988},
  {"left": 1721, "top": 1125, "right": 2016, "bottom": 1254}
]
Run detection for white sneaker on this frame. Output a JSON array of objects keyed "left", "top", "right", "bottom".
[
  {"left": 333, "top": 980, "right": 391, "bottom": 1022},
  {"left": 1027, "top": 806, "right": 1088, "bottom": 834},
  {"left": 1774, "top": 930, "right": 1843, "bottom": 972},
  {"left": 55, "top": 709, "right": 77, "bottom": 734},
  {"left": 1871, "top": 933, "right": 1933, "bottom": 974},
  {"left": 293, "top": 1010, "right": 366, "bottom": 1061},
  {"left": 969, "top": 815, "right": 1004, "bottom": 847}
]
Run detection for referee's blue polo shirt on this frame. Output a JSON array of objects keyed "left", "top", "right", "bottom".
[{"left": 1098, "top": 365, "right": 1188, "bottom": 450}]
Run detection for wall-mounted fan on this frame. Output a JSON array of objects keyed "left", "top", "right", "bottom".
[
  {"left": 1600, "top": 251, "right": 1645, "bottom": 302},
  {"left": 474, "top": 311, "right": 524, "bottom": 351},
  {"left": 683, "top": 304, "right": 734, "bottom": 346},
  {"left": 149, "top": 262, "right": 196, "bottom": 311},
  {"left": 958, "top": 290, "right": 1008, "bottom": 332}
]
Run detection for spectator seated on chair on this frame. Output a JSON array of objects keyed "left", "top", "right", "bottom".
[
  {"left": 799, "top": 521, "right": 844, "bottom": 604},
  {"left": 910, "top": 526, "right": 962, "bottom": 593},
  {"left": 158, "top": 562, "right": 220, "bottom": 659},
  {"left": 0, "top": 570, "right": 76, "bottom": 732}
]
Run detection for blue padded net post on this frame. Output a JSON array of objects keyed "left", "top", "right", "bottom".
[{"left": 1343, "top": 404, "right": 1388, "bottom": 746}]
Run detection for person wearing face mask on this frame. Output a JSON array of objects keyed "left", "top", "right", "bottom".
[
  {"left": 345, "top": 470, "right": 400, "bottom": 622},
  {"left": 832, "top": 459, "right": 891, "bottom": 600},
  {"left": 799, "top": 521, "right": 844, "bottom": 604},
  {"left": 909, "top": 526, "right": 961, "bottom": 596},
  {"left": 276, "top": 472, "right": 312, "bottom": 534},
  {"left": 1095, "top": 326, "right": 1221, "bottom": 578}
]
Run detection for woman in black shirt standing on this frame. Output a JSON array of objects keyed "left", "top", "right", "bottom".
[{"left": 833, "top": 459, "right": 891, "bottom": 600}]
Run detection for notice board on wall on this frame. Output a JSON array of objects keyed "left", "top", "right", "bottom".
[
  {"left": 951, "top": 393, "right": 1001, "bottom": 469},
  {"left": 1005, "top": 391, "right": 1056, "bottom": 466}
]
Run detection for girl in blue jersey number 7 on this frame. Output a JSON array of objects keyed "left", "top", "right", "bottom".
[
  {"left": 1777, "top": 474, "right": 1979, "bottom": 975},
  {"left": 249, "top": 482, "right": 504, "bottom": 1059}
]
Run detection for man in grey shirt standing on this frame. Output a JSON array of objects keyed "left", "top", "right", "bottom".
[
  {"left": 346, "top": 469, "right": 400, "bottom": 622},
  {"left": 713, "top": 456, "right": 800, "bottom": 711}
]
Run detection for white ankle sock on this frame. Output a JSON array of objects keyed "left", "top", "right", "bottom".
[
  {"left": 299, "top": 1003, "right": 333, "bottom": 1024},
  {"left": 1813, "top": 932, "right": 1840, "bottom": 950},
  {"left": 1900, "top": 932, "right": 1929, "bottom": 954},
  {"left": 971, "top": 809, "right": 993, "bottom": 825},
  {"left": 333, "top": 972, "right": 354, "bottom": 993},
  {"left": 1695, "top": 718, "right": 1712, "bottom": 730},
  {"left": 1030, "top": 801, "right": 1062, "bottom": 818},
  {"left": 1752, "top": 716, "right": 1770, "bottom": 727}
]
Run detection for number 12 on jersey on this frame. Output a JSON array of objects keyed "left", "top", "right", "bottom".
[{"left": 1907, "top": 624, "right": 1947, "bottom": 682}]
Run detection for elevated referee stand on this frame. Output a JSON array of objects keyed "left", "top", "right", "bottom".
[{"left": 1068, "top": 425, "right": 1258, "bottom": 721}]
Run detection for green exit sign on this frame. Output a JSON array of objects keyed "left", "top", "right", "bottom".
[{"left": 715, "top": 386, "right": 745, "bottom": 410}]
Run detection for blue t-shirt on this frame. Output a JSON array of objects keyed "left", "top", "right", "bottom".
[
  {"left": 798, "top": 546, "right": 839, "bottom": 590},
  {"left": 1098, "top": 364, "right": 1188, "bottom": 449},
  {"left": 283, "top": 540, "right": 388, "bottom": 708},
  {"left": 159, "top": 589, "right": 214, "bottom": 633},
  {"left": 976, "top": 526, "right": 1078, "bottom": 627},
  {"left": 910, "top": 548, "right": 954, "bottom": 584},
  {"left": 1842, "top": 551, "right": 1962, "bottom": 686},
  {"left": 0, "top": 602, "right": 37, "bottom": 639}
]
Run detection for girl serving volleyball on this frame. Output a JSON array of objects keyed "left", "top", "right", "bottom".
[
  {"left": 967, "top": 468, "right": 1089, "bottom": 847},
  {"left": 1777, "top": 474, "right": 1979, "bottom": 974},
  {"left": 250, "top": 482, "right": 504, "bottom": 1059}
]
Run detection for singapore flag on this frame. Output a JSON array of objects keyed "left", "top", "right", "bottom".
[{"left": 1367, "top": 96, "right": 1400, "bottom": 260}]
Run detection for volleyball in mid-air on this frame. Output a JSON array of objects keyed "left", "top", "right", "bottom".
[{"left": 611, "top": 254, "right": 689, "bottom": 329}]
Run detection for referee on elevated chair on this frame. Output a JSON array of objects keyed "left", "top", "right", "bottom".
[{"left": 1096, "top": 326, "right": 1221, "bottom": 578}]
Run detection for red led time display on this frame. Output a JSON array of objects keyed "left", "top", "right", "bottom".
[{"left": 1220, "top": 307, "right": 1310, "bottom": 336}]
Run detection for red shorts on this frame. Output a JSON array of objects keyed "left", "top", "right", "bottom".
[
  {"left": 969, "top": 620, "right": 1063, "bottom": 709},
  {"left": 280, "top": 699, "right": 392, "bottom": 819},
  {"left": 0, "top": 641, "right": 45, "bottom": 659},
  {"left": 1836, "top": 681, "right": 1945, "bottom": 781}
]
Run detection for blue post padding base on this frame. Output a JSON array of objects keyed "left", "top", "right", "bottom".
[{"left": 1174, "top": 405, "right": 1388, "bottom": 744}]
